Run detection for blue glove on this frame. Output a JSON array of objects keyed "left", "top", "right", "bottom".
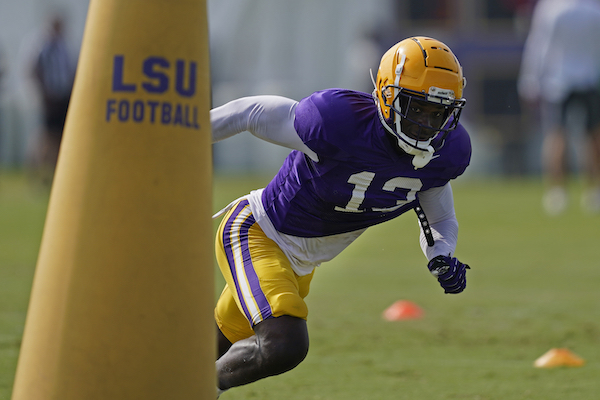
[{"left": 427, "top": 255, "right": 470, "bottom": 294}]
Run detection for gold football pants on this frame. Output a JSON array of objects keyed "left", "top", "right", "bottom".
[{"left": 214, "top": 199, "right": 314, "bottom": 343}]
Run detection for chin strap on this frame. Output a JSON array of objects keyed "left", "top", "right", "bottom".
[
  {"left": 397, "top": 137, "right": 435, "bottom": 169},
  {"left": 411, "top": 146, "right": 435, "bottom": 169}
]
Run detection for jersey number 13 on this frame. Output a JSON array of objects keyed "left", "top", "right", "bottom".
[{"left": 334, "top": 171, "right": 422, "bottom": 213}]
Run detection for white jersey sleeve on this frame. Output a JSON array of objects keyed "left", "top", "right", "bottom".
[
  {"left": 210, "top": 95, "right": 319, "bottom": 161},
  {"left": 418, "top": 183, "right": 458, "bottom": 260}
]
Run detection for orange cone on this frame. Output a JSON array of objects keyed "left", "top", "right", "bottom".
[
  {"left": 534, "top": 348, "right": 585, "bottom": 368},
  {"left": 382, "top": 300, "right": 424, "bottom": 321}
]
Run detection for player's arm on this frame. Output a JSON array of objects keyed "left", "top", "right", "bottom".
[
  {"left": 418, "top": 183, "right": 469, "bottom": 294},
  {"left": 210, "top": 96, "right": 319, "bottom": 161},
  {"left": 418, "top": 183, "right": 458, "bottom": 259}
]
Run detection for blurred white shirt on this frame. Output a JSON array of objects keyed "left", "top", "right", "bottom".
[{"left": 518, "top": 0, "right": 600, "bottom": 103}]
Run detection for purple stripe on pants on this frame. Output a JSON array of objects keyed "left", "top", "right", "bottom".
[{"left": 222, "top": 200, "right": 272, "bottom": 325}]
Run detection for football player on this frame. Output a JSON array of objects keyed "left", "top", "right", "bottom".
[{"left": 211, "top": 36, "right": 471, "bottom": 397}]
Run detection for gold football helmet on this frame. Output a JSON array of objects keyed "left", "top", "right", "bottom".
[{"left": 373, "top": 36, "right": 466, "bottom": 168}]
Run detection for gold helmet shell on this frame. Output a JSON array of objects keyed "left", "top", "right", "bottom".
[{"left": 375, "top": 36, "right": 466, "bottom": 120}]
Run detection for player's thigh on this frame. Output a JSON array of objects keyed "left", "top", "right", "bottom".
[
  {"left": 214, "top": 200, "right": 314, "bottom": 342},
  {"left": 215, "top": 284, "right": 255, "bottom": 344}
]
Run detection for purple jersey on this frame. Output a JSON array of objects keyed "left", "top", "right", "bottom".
[{"left": 261, "top": 89, "right": 471, "bottom": 237}]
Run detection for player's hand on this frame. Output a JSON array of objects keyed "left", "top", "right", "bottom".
[{"left": 427, "top": 255, "right": 470, "bottom": 294}]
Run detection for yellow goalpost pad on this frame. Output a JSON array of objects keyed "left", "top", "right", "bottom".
[{"left": 12, "top": 0, "right": 215, "bottom": 399}]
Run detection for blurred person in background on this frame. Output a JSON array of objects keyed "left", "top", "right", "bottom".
[
  {"left": 31, "top": 15, "right": 75, "bottom": 184},
  {"left": 518, "top": 0, "right": 600, "bottom": 215},
  {"left": 210, "top": 36, "right": 471, "bottom": 397}
]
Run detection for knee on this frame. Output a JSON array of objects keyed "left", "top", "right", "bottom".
[
  {"left": 262, "top": 333, "right": 309, "bottom": 372},
  {"left": 256, "top": 316, "right": 309, "bottom": 373}
]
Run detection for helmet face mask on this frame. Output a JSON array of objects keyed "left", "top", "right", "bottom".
[
  {"left": 373, "top": 36, "right": 466, "bottom": 166},
  {"left": 385, "top": 87, "right": 465, "bottom": 142}
]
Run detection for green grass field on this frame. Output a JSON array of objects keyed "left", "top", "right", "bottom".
[{"left": 1, "top": 171, "right": 599, "bottom": 399}]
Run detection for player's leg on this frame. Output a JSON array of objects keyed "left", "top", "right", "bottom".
[
  {"left": 216, "top": 315, "right": 308, "bottom": 390},
  {"left": 589, "top": 126, "right": 600, "bottom": 186},
  {"left": 581, "top": 90, "right": 600, "bottom": 212},
  {"left": 214, "top": 289, "right": 309, "bottom": 389},
  {"left": 216, "top": 324, "right": 232, "bottom": 359},
  {"left": 214, "top": 285, "right": 240, "bottom": 359},
  {"left": 214, "top": 199, "right": 314, "bottom": 390},
  {"left": 541, "top": 98, "right": 569, "bottom": 214}
]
